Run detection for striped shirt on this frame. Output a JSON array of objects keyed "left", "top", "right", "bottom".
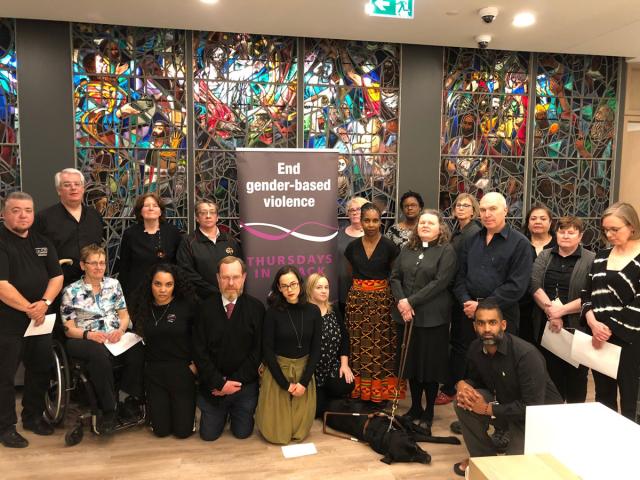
[{"left": 582, "top": 248, "right": 640, "bottom": 343}]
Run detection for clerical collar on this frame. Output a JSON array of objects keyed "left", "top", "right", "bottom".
[{"left": 422, "top": 241, "right": 429, "bottom": 248}]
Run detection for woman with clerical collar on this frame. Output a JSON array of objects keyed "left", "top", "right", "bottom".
[{"left": 390, "top": 209, "right": 457, "bottom": 430}]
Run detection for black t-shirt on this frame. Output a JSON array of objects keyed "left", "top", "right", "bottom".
[
  {"left": 34, "top": 203, "right": 103, "bottom": 284},
  {"left": 142, "top": 298, "right": 195, "bottom": 364},
  {"left": 0, "top": 225, "right": 62, "bottom": 335},
  {"left": 344, "top": 236, "right": 399, "bottom": 280}
]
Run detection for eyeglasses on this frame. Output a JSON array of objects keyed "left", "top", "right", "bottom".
[
  {"left": 402, "top": 203, "right": 420, "bottom": 209},
  {"left": 197, "top": 210, "right": 218, "bottom": 217},
  {"left": 84, "top": 261, "right": 106, "bottom": 267},
  {"left": 279, "top": 281, "right": 299, "bottom": 290},
  {"left": 347, "top": 208, "right": 361, "bottom": 214},
  {"left": 602, "top": 226, "right": 627, "bottom": 235},
  {"left": 455, "top": 203, "right": 473, "bottom": 209}
]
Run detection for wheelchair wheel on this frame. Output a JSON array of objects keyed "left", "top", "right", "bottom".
[{"left": 45, "top": 340, "right": 70, "bottom": 425}]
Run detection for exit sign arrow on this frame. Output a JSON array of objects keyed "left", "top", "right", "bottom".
[{"left": 368, "top": 0, "right": 414, "bottom": 19}]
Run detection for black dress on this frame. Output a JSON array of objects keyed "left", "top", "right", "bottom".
[{"left": 118, "top": 222, "right": 182, "bottom": 298}]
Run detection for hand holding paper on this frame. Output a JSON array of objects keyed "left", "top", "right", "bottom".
[
  {"left": 571, "top": 330, "right": 621, "bottom": 379},
  {"left": 24, "top": 314, "right": 56, "bottom": 337},
  {"left": 104, "top": 332, "right": 143, "bottom": 356}
]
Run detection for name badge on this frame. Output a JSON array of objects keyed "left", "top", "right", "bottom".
[{"left": 35, "top": 247, "right": 48, "bottom": 257}]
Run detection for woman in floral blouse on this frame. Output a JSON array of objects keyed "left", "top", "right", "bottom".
[
  {"left": 61, "top": 244, "right": 144, "bottom": 434},
  {"left": 305, "top": 273, "right": 354, "bottom": 417}
]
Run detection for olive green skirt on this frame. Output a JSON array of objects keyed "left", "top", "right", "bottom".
[{"left": 255, "top": 355, "right": 316, "bottom": 445}]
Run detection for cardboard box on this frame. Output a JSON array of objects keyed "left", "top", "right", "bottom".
[{"left": 468, "top": 453, "right": 581, "bottom": 480}]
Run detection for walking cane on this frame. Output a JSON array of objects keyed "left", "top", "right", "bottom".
[{"left": 387, "top": 318, "right": 415, "bottom": 431}]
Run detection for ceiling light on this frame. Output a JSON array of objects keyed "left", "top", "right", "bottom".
[
  {"left": 200, "top": 0, "right": 219, "bottom": 5},
  {"left": 513, "top": 12, "right": 535, "bottom": 28}
]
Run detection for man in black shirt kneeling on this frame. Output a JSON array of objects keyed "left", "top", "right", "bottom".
[
  {"left": 192, "top": 256, "right": 264, "bottom": 441},
  {"left": 452, "top": 298, "right": 562, "bottom": 477}
]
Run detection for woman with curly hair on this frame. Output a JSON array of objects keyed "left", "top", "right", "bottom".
[
  {"left": 130, "top": 263, "right": 197, "bottom": 438},
  {"left": 255, "top": 266, "right": 322, "bottom": 444}
]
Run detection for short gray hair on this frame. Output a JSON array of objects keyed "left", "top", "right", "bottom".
[
  {"left": 55, "top": 168, "right": 85, "bottom": 189},
  {"left": 4, "top": 191, "right": 34, "bottom": 210}
]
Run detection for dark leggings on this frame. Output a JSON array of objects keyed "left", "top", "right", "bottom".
[{"left": 408, "top": 380, "right": 439, "bottom": 421}]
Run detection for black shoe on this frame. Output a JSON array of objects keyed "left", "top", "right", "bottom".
[
  {"left": 401, "top": 407, "right": 423, "bottom": 423},
  {"left": 98, "top": 410, "right": 116, "bottom": 436},
  {"left": 118, "top": 396, "right": 143, "bottom": 423},
  {"left": 23, "top": 417, "right": 54, "bottom": 436},
  {"left": 491, "top": 427, "right": 510, "bottom": 453},
  {"left": 419, "top": 412, "right": 433, "bottom": 431},
  {"left": 453, "top": 460, "right": 468, "bottom": 477},
  {"left": 1, "top": 428, "right": 29, "bottom": 448},
  {"left": 450, "top": 420, "right": 462, "bottom": 435}
]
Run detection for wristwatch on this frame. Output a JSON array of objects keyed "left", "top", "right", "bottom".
[{"left": 41, "top": 298, "right": 51, "bottom": 306}]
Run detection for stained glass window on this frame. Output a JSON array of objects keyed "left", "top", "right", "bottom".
[
  {"left": 0, "top": 18, "right": 19, "bottom": 202},
  {"left": 303, "top": 39, "right": 400, "bottom": 218},
  {"left": 72, "top": 24, "right": 187, "bottom": 269},
  {"left": 193, "top": 32, "right": 298, "bottom": 234},
  {"left": 441, "top": 48, "right": 620, "bottom": 250},
  {"left": 440, "top": 48, "right": 529, "bottom": 220},
  {"left": 533, "top": 54, "right": 618, "bottom": 249}
]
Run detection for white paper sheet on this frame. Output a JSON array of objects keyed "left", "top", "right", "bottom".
[
  {"left": 104, "top": 332, "right": 143, "bottom": 356},
  {"left": 23, "top": 314, "right": 56, "bottom": 337},
  {"left": 281, "top": 442, "right": 317, "bottom": 458},
  {"left": 570, "top": 330, "right": 621, "bottom": 379},
  {"left": 540, "top": 322, "right": 580, "bottom": 368}
]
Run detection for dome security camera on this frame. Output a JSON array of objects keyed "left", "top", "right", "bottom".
[
  {"left": 479, "top": 6, "right": 499, "bottom": 24},
  {"left": 475, "top": 34, "right": 492, "bottom": 49}
]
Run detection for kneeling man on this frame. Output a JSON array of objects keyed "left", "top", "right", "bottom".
[
  {"left": 193, "top": 256, "right": 264, "bottom": 440},
  {"left": 453, "top": 298, "right": 561, "bottom": 476}
]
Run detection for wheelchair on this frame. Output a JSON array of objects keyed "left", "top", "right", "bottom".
[{"left": 44, "top": 339, "right": 146, "bottom": 446}]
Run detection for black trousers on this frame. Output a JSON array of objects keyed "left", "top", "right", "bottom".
[
  {"left": 593, "top": 337, "right": 640, "bottom": 421},
  {"left": 0, "top": 334, "right": 53, "bottom": 433},
  {"left": 65, "top": 338, "right": 144, "bottom": 412},
  {"left": 543, "top": 348, "right": 588, "bottom": 403},
  {"left": 145, "top": 361, "right": 196, "bottom": 438},
  {"left": 442, "top": 303, "right": 477, "bottom": 395}
]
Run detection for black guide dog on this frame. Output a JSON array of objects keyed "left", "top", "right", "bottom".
[{"left": 323, "top": 399, "right": 461, "bottom": 465}]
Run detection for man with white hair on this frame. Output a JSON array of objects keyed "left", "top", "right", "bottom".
[
  {"left": 454, "top": 192, "right": 532, "bottom": 335},
  {"left": 34, "top": 168, "right": 104, "bottom": 285}
]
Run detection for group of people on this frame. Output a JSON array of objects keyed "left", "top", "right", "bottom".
[{"left": 1, "top": 168, "right": 639, "bottom": 478}]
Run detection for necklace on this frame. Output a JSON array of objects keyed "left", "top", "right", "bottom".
[
  {"left": 286, "top": 309, "right": 304, "bottom": 349},
  {"left": 152, "top": 301, "right": 172, "bottom": 326}
]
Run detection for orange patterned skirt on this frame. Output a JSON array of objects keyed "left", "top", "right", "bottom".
[{"left": 345, "top": 279, "right": 405, "bottom": 402}]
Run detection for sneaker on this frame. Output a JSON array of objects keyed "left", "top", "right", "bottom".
[
  {"left": 0, "top": 427, "right": 29, "bottom": 448},
  {"left": 435, "top": 391, "right": 456, "bottom": 405},
  {"left": 491, "top": 428, "right": 510, "bottom": 452},
  {"left": 450, "top": 420, "right": 462, "bottom": 435},
  {"left": 23, "top": 417, "right": 54, "bottom": 436}
]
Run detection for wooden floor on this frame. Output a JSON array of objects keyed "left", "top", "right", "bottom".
[{"left": 3, "top": 378, "right": 596, "bottom": 480}]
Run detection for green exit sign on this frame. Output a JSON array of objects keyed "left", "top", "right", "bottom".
[{"left": 367, "top": 0, "right": 414, "bottom": 19}]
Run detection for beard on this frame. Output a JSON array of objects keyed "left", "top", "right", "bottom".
[
  {"left": 222, "top": 287, "right": 243, "bottom": 302},
  {"left": 480, "top": 330, "right": 505, "bottom": 346}
]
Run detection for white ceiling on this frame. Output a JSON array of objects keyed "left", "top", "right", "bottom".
[{"left": 4, "top": 0, "right": 640, "bottom": 58}]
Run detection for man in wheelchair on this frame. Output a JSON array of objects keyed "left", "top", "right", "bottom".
[{"left": 60, "top": 244, "right": 144, "bottom": 435}]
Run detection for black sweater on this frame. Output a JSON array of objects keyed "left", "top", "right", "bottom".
[
  {"left": 118, "top": 222, "right": 182, "bottom": 297},
  {"left": 263, "top": 302, "right": 322, "bottom": 389},
  {"left": 142, "top": 298, "right": 195, "bottom": 364}
]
